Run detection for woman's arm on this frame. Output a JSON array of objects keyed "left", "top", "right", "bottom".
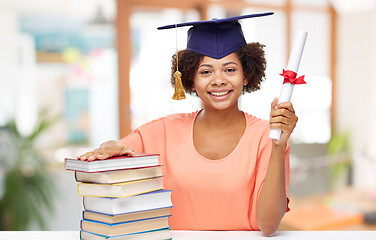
[{"left": 256, "top": 98, "right": 298, "bottom": 236}]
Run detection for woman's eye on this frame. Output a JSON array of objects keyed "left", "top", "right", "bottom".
[
  {"left": 200, "top": 70, "right": 210, "bottom": 75},
  {"left": 226, "top": 68, "right": 236, "bottom": 73}
]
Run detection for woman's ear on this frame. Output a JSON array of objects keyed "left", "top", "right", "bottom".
[{"left": 243, "top": 78, "right": 248, "bottom": 86}]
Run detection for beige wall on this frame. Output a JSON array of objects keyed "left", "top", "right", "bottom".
[
  {"left": 335, "top": 6, "right": 376, "bottom": 187},
  {"left": 336, "top": 8, "right": 375, "bottom": 152}
]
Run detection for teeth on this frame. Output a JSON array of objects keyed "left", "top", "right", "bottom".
[{"left": 210, "top": 91, "right": 230, "bottom": 96}]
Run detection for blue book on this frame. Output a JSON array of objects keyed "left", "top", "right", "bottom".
[{"left": 80, "top": 215, "right": 170, "bottom": 237}]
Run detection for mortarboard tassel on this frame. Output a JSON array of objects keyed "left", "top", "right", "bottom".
[
  {"left": 172, "top": 25, "right": 186, "bottom": 100},
  {"left": 172, "top": 70, "right": 185, "bottom": 100}
]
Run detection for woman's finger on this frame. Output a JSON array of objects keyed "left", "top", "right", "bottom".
[
  {"left": 270, "top": 116, "right": 292, "bottom": 125},
  {"left": 277, "top": 102, "right": 295, "bottom": 113},
  {"left": 120, "top": 147, "right": 136, "bottom": 157},
  {"left": 270, "top": 98, "right": 279, "bottom": 115},
  {"left": 270, "top": 109, "right": 294, "bottom": 119}
]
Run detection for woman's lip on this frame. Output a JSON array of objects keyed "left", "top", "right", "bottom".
[
  {"left": 208, "top": 90, "right": 232, "bottom": 96},
  {"left": 208, "top": 90, "right": 232, "bottom": 97}
]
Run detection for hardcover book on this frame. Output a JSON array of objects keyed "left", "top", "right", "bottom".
[
  {"left": 80, "top": 216, "right": 170, "bottom": 237},
  {"left": 83, "top": 207, "right": 172, "bottom": 224},
  {"left": 83, "top": 190, "right": 173, "bottom": 215},
  {"left": 75, "top": 165, "right": 163, "bottom": 184},
  {"left": 65, "top": 153, "right": 159, "bottom": 172},
  {"left": 77, "top": 177, "right": 163, "bottom": 198},
  {"left": 80, "top": 228, "right": 171, "bottom": 240}
]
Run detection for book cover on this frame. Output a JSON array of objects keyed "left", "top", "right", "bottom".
[
  {"left": 77, "top": 177, "right": 163, "bottom": 198},
  {"left": 80, "top": 216, "right": 170, "bottom": 237},
  {"left": 65, "top": 153, "right": 159, "bottom": 172},
  {"left": 83, "top": 207, "right": 172, "bottom": 224},
  {"left": 80, "top": 227, "right": 171, "bottom": 240},
  {"left": 83, "top": 190, "right": 173, "bottom": 215},
  {"left": 75, "top": 165, "right": 163, "bottom": 184}
]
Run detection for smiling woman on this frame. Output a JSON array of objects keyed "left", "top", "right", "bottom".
[{"left": 78, "top": 12, "right": 298, "bottom": 236}]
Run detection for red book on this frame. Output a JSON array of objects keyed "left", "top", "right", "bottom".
[{"left": 64, "top": 153, "right": 159, "bottom": 173}]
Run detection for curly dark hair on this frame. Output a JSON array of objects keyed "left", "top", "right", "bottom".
[{"left": 170, "top": 42, "right": 266, "bottom": 95}]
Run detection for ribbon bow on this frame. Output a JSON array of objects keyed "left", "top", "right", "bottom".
[{"left": 280, "top": 69, "right": 306, "bottom": 85}]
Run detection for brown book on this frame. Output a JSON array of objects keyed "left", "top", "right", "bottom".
[
  {"left": 83, "top": 207, "right": 172, "bottom": 224},
  {"left": 80, "top": 228, "right": 171, "bottom": 240},
  {"left": 281, "top": 204, "right": 363, "bottom": 230},
  {"left": 75, "top": 165, "right": 163, "bottom": 184},
  {"left": 80, "top": 216, "right": 170, "bottom": 237}
]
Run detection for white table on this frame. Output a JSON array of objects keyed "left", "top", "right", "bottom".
[{"left": 0, "top": 230, "right": 375, "bottom": 240}]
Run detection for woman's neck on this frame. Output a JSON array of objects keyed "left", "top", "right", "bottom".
[{"left": 196, "top": 104, "right": 244, "bottom": 129}]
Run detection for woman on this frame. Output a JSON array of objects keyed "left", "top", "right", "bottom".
[{"left": 78, "top": 13, "right": 298, "bottom": 236}]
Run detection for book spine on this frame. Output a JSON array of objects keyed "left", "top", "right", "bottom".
[{"left": 82, "top": 197, "right": 87, "bottom": 212}]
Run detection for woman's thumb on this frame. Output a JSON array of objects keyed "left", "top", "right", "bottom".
[{"left": 271, "top": 97, "right": 279, "bottom": 110}]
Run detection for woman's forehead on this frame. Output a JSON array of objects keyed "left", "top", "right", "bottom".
[{"left": 199, "top": 53, "right": 241, "bottom": 66}]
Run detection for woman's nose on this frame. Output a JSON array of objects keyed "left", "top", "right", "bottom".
[{"left": 211, "top": 73, "right": 227, "bottom": 86}]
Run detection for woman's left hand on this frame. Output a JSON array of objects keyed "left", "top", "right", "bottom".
[{"left": 269, "top": 97, "right": 298, "bottom": 146}]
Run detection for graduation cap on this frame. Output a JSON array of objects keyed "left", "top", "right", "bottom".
[{"left": 157, "top": 12, "right": 274, "bottom": 100}]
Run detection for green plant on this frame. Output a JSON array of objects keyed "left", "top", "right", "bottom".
[
  {"left": 0, "top": 109, "right": 59, "bottom": 230},
  {"left": 327, "top": 130, "right": 352, "bottom": 188}
]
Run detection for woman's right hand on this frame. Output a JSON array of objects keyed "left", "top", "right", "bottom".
[{"left": 77, "top": 140, "right": 135, "bottom": 161}]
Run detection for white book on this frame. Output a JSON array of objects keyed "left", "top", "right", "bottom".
[
  {"left": 83, "top": 190, "right": 173, "bottom": 215},
  {"left": 65, "top": 153, "right": 159, "bottom": 173}
]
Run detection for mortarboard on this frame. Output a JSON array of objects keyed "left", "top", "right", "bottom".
[
  {"left": 158, "top": 12, "right": 274, "bottom": 59},
  {"left": 157, "top": 12, "right": 274, "bottom": 100}
]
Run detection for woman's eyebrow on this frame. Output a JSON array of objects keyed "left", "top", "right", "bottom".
[
  {"left": 223, "top": 62, "right": 239, "bottom": 67},
  {"left": 198, "top": 64, "right": 213, "bottom": 68},
  {"left": 199, "top": 62, "right": 239, "bottom": 68}
]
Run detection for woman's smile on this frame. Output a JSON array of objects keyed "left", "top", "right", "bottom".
[{"left": 208, "top": 90, "right": 232, "bottom": 97}]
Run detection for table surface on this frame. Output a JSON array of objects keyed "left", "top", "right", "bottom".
[{"left": 0, "top": 230, "right": 376, "bottom": 240}]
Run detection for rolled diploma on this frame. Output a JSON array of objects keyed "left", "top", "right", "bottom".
[{"left": 269, "top": 30, "right": 308, "bottom": 140}]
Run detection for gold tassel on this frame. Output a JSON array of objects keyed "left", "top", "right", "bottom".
[
  {"left": 172, "top": 24, "right": 186, "bottom": 100},
  {"left": 172, "top": 70, "right": 185, "bottom": 100}
]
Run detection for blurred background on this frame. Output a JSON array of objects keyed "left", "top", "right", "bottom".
[{"left": 1, "top": 0, "right": 376, "bottom": 231}]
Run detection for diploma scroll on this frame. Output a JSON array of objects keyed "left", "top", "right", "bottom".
[{"left": 269, "top": 30, "right": 308, "bottom": 140}]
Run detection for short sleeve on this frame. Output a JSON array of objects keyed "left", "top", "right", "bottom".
[
  {"left": 118, "top": 129, "right": 145, "bottom": 153},
  {"left": 117, "top": 118, "right": 169, "bottom": 167}
]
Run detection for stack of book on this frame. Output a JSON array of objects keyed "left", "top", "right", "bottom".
[{"left": 65, "top": 153, "right": 173, "bottom": 240}]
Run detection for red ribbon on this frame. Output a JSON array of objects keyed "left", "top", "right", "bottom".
[{"left": 280, "top": 69, "right": 306, "bottom": 85}]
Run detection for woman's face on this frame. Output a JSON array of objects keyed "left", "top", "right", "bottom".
[{"left": 193, "top": 52, "right": 246, "bottom": 111}]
